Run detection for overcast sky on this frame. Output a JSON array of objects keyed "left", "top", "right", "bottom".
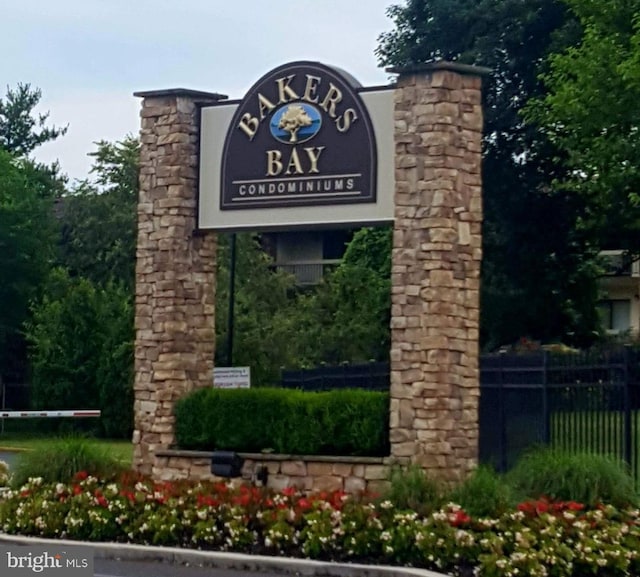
[{"left": 3, "top": 0, "right": 399, "bottom": 184}]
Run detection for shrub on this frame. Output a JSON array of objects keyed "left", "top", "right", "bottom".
[
  {"left": 174, "top": 388, "right": 389, "bottom": 456},
  {"left": 382, "top": 464, "right": 443, "bottom": 516},
  {"left": 26, "top": 269, "right": 134, "bottom": 439},
  {"left": 507, "top": 447, "right": 638, "bottom": 508},
  {"left": 10, "top": 437, "right": 127, "bottom": 487},
  {"left": 448, "top": 466, "right": 515, "bottom": 517}
]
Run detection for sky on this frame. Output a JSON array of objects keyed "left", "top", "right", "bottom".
[{"left": 3, "top": 0, "right": 399, "bottom": 185}]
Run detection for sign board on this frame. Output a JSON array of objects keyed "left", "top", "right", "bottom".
[
  {"left": 213, "top": 367, "right": 251, "bottom": 389},
  {"left": 198, "top": 61, "right": 394, "bottom": 231},
  {"left": 221, "top": 61, "right": 377, "bottom": 211}
]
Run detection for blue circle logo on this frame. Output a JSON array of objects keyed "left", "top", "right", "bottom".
[{"left": 270, "top": 103, "right": 322, "bottom": 145}]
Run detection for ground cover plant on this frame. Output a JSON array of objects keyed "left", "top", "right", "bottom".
[
  {"left": 507, "top": 448, "right": 638, "bottom": 508},
  {"left": 1, "top": 447, "right": 640, "bottom": 576},
  {"left": 1, "top": 471, "right": 640, "bottom": 576},
  {"left": 8, "top": 436, "right": 128, "bottom": 487},
  {"left": 0, "top": 434, "right": 132, "bottom": 466}
]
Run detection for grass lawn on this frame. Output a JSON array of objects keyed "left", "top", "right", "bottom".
[{"left": 0, "top": 433, "right": 133, "bottom": 466}]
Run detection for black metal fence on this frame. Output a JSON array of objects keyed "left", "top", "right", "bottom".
[
  {"left": 281, "top": 348, "right": 640, "bottom": 479},
  {"left": 281, "top": 362, "right": 389, "bottom": 392},
  {"left": 480, "top": 348, "right": 640, "bottom": 479}
]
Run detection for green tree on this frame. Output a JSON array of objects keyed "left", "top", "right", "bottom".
[
  {"left": 215, "top": 233, "right": 305, "bottom": 385},
  {"left": 0, "top": 150, "right": 56, "bottom": 374},
  {"left": 297, "top": 227, "right": 392, "bottom": 365},
  {"left": 526, "top": 0, "right": 640, "bottom": 256},
  {"left": 26, "top": 136, "right": 138, "bottom": 437},
  {"left": 59, "top": 137, "right": 139, "bottom": 291},
  {"left": 0, "top": 83, "right": 67, "bottom": 157},
  {"left": 377, "top": 0, "right": 601, "bottom": 349},
  {"left": 26, "top": 268, "right": 133, "bottom": 438}
]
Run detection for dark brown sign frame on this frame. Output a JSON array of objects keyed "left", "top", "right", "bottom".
[{"left": 220, "top": 61, "right": 377, "bottom": 211}]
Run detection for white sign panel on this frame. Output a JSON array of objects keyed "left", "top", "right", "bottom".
[
  {"left": 213, "top": 367, "right": 251, "bottom": 389},
  {"left": 198, "top": 85, "right": 395, "bottom": 232}
]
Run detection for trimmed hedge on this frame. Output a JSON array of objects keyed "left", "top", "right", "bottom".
[{"left": 174, "top": 388, "right": 389, "bottom": 456}]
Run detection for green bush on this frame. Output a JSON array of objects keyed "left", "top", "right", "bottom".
[
  {"left": 448, "top": 466, "right": 515, "bottom": 517},
  {"left": 382, "top": 464, "right": 443, "bottom": 516},
  {"left": 10, "top": 437, "right": 127, "bottom": 487},
  {"left": 174, "top": 388, "right": 389, "bottom": 456},
  {"left": 507, "top": 448, "right": 638, "bottom": 508},
  {"left": 26, "top": 268, "right": 134, "bottom": 439}
]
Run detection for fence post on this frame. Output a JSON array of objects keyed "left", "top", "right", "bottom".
[
  {"left": 623, "top": 346, "right": 632, "bottom": 468},
  {"left": 542, "top": 350, "right": 550, "bottom": 445},
  {"left": 498, "top": 352, "right": 507, "bottom": 472}
]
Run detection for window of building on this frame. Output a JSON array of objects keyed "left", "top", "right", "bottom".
[
  {"left": 597, "top": 299, "right": 631, "bottom": 333},
  {"left": 322, "top": 230, "right": 353, "bottom": 260}
]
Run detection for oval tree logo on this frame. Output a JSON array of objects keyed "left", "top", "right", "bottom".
[{"left": 270, "top": 103, "right": 322, "bottom": 144}]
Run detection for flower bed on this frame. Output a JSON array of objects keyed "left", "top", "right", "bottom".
[{"left": 1, "top": 472, "right": 640, "bottom": 577}]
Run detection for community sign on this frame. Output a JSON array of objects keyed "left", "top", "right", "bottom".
[{"left": 198, "top": 61, "right": 394, "bottom": 231}]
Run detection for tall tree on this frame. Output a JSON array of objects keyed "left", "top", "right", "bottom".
[
  {"left": 526, "top": 0, "right": 640, "bottom": 256},
  {"left": 296, "top": 227, "right": 393, "bottom": 365},
  {"left": 0, "top": 83, "right": 67, "bottom": 157},
  {"left": 215, "top": 233, "right": 306, "bottom": 385},
  {"left": 377, "top": 0, "right": 601, "bottom": 349},
  {"left": 59, "top": 137, "right": 140, "bottom": 291},
  {"left": 0, "top": 150, "right": 56, "bottom": 375}
]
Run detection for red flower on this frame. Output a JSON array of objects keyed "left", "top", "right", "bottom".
[
  {"left": 518, "top": 499, "right": 547, "bottom": 516},
  {"left": 450, "top": 510, "right": 471, "bottom": 527},
  {"left": 517, "top": 501, "right": 535, "bottom": 515},
  {"left": 196, "top": 494, "right": 219, "bottom": 507},
  {"left": 297, "top": 497, "right": 312, "bottom": 511},
  {"left": 72, "top": 485, "right": 82, "bottom": 496},
  {"left": 536, "top": 500, "right": 550, "bottom": 515},
  {"left": 282, "top": 487, "right": 297, "bottom": 497},
  {"left": 232, "top": 493, "right": 251, "bottom": 507},
  {"left": 119, "top": 490, "right": 135, "bottom": 502},
  {"left": 74, "top": 471, "right": 88, "bottom": 481},
  {"left": 330, "top": 490, "right": 347, "bottom": 510},
  {"left": 214, "top": 482, "right": 229, "bottom": 494}
]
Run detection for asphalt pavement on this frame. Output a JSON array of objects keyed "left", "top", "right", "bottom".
[
  {"left": 0, "top": 450, "right": 19, "bottom": 469},
  {"left": 0, "top": 535, "right": 449, "bottom": 577},
  {"left": 94, "top": 558, "right": 283, "bottom": 577}
]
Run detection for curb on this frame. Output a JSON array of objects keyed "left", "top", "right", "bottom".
[{"left": 0, "top": 534, "right": 450, "bottom": 577}]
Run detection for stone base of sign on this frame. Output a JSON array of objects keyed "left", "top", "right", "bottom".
[
  {"left": 388, "top": 63, "right": 486, "bottom": 483},
  {"left": 133, "top": 62, "right": 486, "bottom": 484},
  {"left": 155, "top": 450, "right": 392, "bottom": 494},
  {"left": 132, "top": 88, "right": 226, "bottom": 475}
]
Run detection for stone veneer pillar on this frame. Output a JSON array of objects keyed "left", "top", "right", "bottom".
[
  {"left": 132, "top": 88, "right": 226, "bottom": 475},
  {"left": 389, "top": 63, "right": 487, "bottom": 482}
]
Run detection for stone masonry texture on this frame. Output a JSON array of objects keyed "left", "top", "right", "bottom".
[
  {"left": 133, "top": 63, "right": 485, "bottom": 485},
  {"left": 389, "top": 66, "right": 484, "bottom": 483},
  {"left": 133, "top": 90, "right": 223, "bottom": 475}
]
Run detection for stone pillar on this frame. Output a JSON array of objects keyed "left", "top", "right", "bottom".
[
  {"left": 389, "top": 62, "right": 487, "bottom": 482},
  {"left": 132, "top": 88, "right": 226, "bottom": 476}
]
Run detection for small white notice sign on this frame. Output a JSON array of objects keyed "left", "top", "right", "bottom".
[{"left": 213, "top": 367, "right": 251, "bottom": 389}]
